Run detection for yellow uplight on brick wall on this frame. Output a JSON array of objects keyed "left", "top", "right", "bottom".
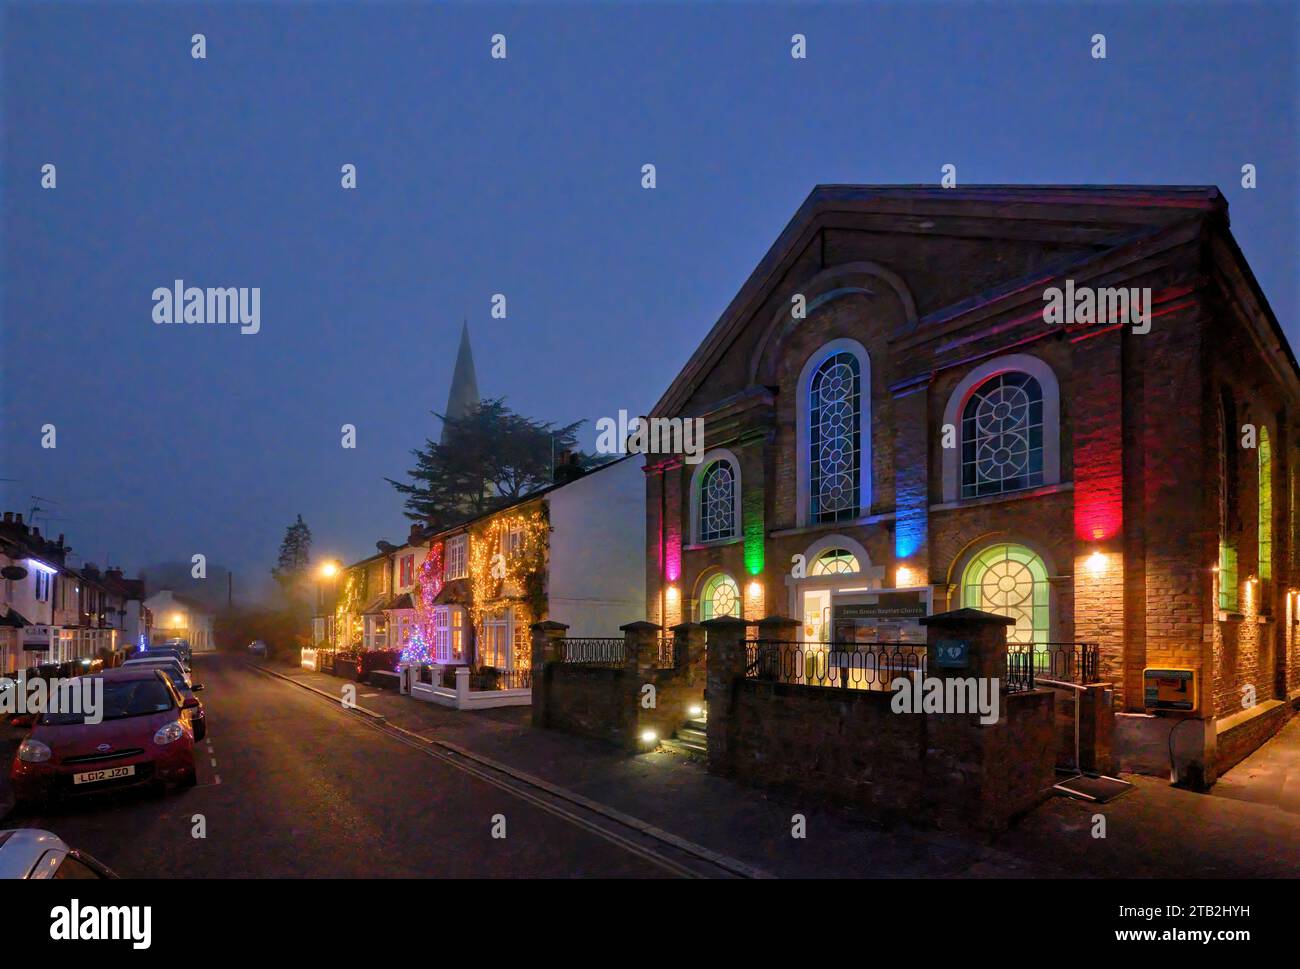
[
  {"left": 1086, "top": 550, "right": 1107, "bottom": 575},
  {"left": 665, "top": 584, "right": 679, "bottom": 603},
  {"left": 896, "top": 566, "right": 914, "bottom": 587}
]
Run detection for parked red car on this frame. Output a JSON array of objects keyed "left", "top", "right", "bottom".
[{"left": 9, "top": 668, "right": 198, "bottom": 809}]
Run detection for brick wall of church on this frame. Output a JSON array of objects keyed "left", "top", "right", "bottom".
[{"left": 643, "top": 199, "right": 1298, "bottom": 755}]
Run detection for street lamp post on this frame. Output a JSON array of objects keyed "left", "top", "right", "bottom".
[{"left": 316, "top": 561, "right": 341, "bottom": 650}]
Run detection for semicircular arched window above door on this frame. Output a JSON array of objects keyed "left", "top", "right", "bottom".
[
  {"left": 699, "top": 573, "right": 741, "bottom": 621},
  {"left": 960, "top": 543, "right": 1050, "bottom": 644},
  {"left": 810, "top": 548, "right": 860, "bottom": 575}
]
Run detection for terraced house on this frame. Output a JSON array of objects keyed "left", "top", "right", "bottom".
[{"left": 643, "top": 184, "right": 1300, "bottom": 784}]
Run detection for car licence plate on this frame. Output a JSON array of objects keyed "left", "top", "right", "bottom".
[{"left": 72, "top": 765, "right": 136, "bottom": 785}]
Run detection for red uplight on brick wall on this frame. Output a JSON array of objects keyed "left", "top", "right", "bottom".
[{"left": 1074, "top": 489, "right": 1123, "bottom": 542}]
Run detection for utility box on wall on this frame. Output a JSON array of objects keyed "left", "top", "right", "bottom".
[{"left": 1143, "top": 668, "right": 1198, "bottom": 712}]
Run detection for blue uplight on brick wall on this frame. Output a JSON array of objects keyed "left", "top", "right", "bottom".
[{"left": 894, "top": 475, "right": 927, "bottom": 561}]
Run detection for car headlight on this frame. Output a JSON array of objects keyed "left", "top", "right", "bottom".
[
  {"left": 153, "top": 720, "right": 185, "bottom": 745},
  {"left": 17, "top": 738, "right": 52, "bottom": 763}
]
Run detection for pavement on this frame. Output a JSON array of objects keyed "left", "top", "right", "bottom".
[
  {"left": 5, "top": 652, "right": 1300, "bottom": 878},
  {"left": 268, "top": 658, "right": 1300, "bottom": 878}
]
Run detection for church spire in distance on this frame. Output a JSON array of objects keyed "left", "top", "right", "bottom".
[{"left": 441, "top": 319, "right": 480, "bottom": 443}]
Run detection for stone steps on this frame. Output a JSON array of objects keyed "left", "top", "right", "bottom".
[{"left": 662, "top": 715, "right": 709, "bottom": 757}]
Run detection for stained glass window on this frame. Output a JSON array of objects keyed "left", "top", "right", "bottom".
[
  {"left": 962, "top": 544, "right": 1050, "bottom": 644},
  {"left": 700, "top": 573, "right": 741, "bottom": 621},
  {"left": 1259, "top": 425, "right": 1273, "bottom": 587},
  {"left": 699, "top": 460, "right": 736, "bottom": 542},
  {"left": 810, "top": 352, "right": 861, "bottom": 523},
  {"left": 961, "top": 372, "right": 1044, "bottom": 499},
  {"left": 811, "top": 548, "right": 860, "bottom": 575}
]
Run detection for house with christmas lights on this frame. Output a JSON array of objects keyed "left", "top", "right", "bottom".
[
  {"left": 643, "top": 184, "right": 1300, "bottom": 786},
  {"left": 395, "top": 455, "right": 646, "bottom": 703}
]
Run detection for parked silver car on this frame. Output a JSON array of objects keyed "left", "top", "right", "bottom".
[
  {"left": 122, "top": 656, "right": 193, "bottom": 688},
  {"left": 0, "top": 829, "right": 117, "bottom": 879}
]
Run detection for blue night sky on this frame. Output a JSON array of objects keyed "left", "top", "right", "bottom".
[{"left": 1, "top": 1, "right": 1295, "bottom": 596}]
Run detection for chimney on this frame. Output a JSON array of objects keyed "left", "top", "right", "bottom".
[
  {"left": 408, "top": 522, "right": 425, "bottom": 546},
  {"left": 3, "top": 512, "right": 11, "bottom": 523},
  {"left": 553, "top": 450, "right": 586, "bottom": 485},
  {"left": 106, "top": 568, "right": 124, "bottom": 581},
  {"left": 15, "top": 513, "right": 23, "bottom": 527}
]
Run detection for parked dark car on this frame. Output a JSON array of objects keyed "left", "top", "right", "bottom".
[
  {"left": 9, "top": 668, "right": 198, "bottom": 809},
  {"left": 146, "top": 665, "right": 206, "bottom": 741}
]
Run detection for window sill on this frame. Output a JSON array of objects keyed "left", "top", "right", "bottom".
[
  {"left": 684, "top": 538, "right": 742, "bottom": 551},
  {"left": 1217, "top": 611, "right": 1245, "bottom": 623},
  {"left": 771, "top": 511, "right": 898, "bottom": 539},
  {"left": 930, "top": 481, "right": 1073, "bottom": 513}
]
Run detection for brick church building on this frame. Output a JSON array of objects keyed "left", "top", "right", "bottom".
[{"left": 643, "top": 185, "right": 1299, "bottom": 781}]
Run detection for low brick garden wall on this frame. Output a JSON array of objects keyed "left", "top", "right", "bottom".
[
  {"left": 722, "top": 678, "right": 1055, "bottom": 830},
  {"left": 704, "top": 610, "right": 1062, "bottom": 832},
  {"left": 531, "top": 621, "right": 705, "bottom": 752}
]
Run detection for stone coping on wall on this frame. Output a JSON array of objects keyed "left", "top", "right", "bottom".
[
  {"left": 1215, "top": 698, "right": 1286, "bottom": 736},
  {"left": 1215, "top": 699, "right": 1292, "bottom": 776}
]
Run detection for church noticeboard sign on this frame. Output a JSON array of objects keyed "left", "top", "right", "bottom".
[
  {"left": 934, "top": 640, "right": 970, "bottom": 668},
  {"left": 833, "top": 591, "right": 928, "bottom": 621}
]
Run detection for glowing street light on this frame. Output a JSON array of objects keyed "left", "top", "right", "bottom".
[{"left": 319, "top": 561, "right": 339, "bottom": 579}]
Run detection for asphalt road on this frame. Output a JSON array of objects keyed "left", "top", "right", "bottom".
[{"left": 4, "top": 654, "right": 671, "bottom": 877}]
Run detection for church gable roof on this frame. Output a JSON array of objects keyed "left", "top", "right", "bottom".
[{"left": 651, "top": 184, "right": 1226, "bottom": 419}]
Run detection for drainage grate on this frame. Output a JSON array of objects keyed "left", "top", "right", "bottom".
[{"left": 1053, "top": 773, "right": 1133, "bottom": 803}]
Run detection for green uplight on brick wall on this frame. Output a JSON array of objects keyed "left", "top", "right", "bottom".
[{"left": 744, "top": 517, "right": 765, "bottom": 576}]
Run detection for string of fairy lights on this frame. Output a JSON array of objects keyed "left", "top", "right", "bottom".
[{"left": 334, "top": 506, "right": 551, "bottom": 668}]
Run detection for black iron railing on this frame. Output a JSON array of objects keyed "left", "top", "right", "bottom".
[
  {"left": 1004, "top": 650, "right": 1036, "bottom": 693},
  {"left": 469, "top": 667, "right": 533, "bottom": 691},
  {"left": 562, "top": 638, "right": 625, "bottom": 666},
  {"left": 742, "top": 640, "right": 1077, "bottom": 694},
  {"left": 655, "top": 637, "right": 680, "bottom": 669},
  {"left": 1006, "top": 642, "right": 1100, "bottom": 685},
  {"left": 745, "top": 640, "right": 927, "bottom": 691}
]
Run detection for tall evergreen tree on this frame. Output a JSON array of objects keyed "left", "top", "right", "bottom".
[
  {"left": 272, "top": 514, "right": 313, "bottom": 585},
  {"left": 389, "top": 398, "right": 584, "bottom": 529}
]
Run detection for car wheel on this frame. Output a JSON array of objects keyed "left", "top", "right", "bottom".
[{"left": 195, "top": 721, "right": 206, "bottom": 742}]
